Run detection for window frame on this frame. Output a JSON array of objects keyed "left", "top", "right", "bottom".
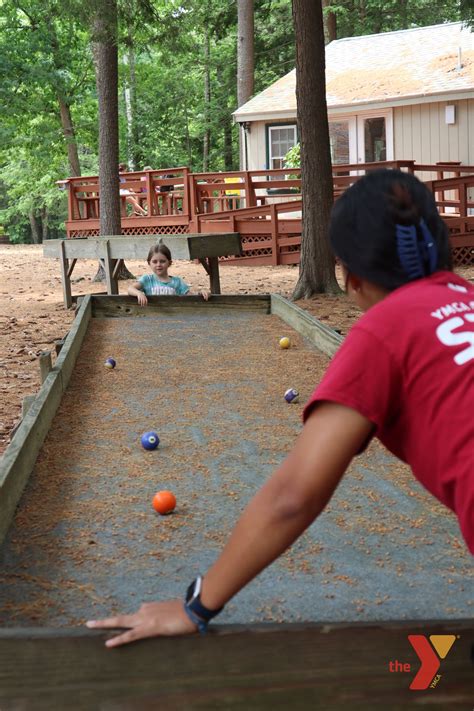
[{"left": 265, "top": 123, "right": 298, "bottom": 172}]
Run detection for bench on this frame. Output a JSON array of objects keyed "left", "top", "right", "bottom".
[{"left": 43, "top": 233, "right": 242, "bottom": 308}]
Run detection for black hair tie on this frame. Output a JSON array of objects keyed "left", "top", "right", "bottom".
[{"left": 395, "top": 220, "right": 438, "bottom": 280}]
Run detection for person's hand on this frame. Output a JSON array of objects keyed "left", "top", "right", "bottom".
[
  {"left": 86, "top": 599, "right": 198, "bottom": 648},
  {"left": 199, "top": 290, "right": 210, "bottom": 301},
  {"left": 137, "top": 292, "right": 148, "bottom": 306}
]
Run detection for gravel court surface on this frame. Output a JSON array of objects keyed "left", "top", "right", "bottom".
[{"left": 0, "top": 308, "right": 472, "bottom": 627}]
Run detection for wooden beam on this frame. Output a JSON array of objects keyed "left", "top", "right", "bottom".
[
  {"left": 0, "top": 297, "right": 92, "bottom": 546},
  {"left": 44, "top": 234, "right": 242, "bottom": 261},
  {"left": 271, "top": 294, "right": 343, "bottom": 357},
  {"left": 90, "top": 294, "right": 271, "bottom": 318},
  {"left": 0, "top": 621, "right": 471, "bottom": 707}
]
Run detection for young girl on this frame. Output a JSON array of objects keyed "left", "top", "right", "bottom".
[
  {"left": 88, "top": 169, "right": 473, "bottom": 645},
  {"left": 127, "top": 243, "right": 210, "bottom": 305}
]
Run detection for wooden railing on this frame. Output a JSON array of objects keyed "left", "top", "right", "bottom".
[
  {"left": 57, "top": 162, "right": 474, "bottom": 265},
  {"left": 60, "top": 167, "right": 191, "bottom": 237}
]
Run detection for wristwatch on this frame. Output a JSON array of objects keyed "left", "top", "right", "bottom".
[{"left": 183, "top": 575, "right": 224, "bottom": 633}]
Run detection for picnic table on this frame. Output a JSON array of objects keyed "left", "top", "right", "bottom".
[{"left": 43, "top": 233, "right": 242, "bottom": 308}]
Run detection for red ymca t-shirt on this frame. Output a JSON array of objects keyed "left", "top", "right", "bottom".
[{"left": 303, "top": 271, "right": 474, "bottom": 554}]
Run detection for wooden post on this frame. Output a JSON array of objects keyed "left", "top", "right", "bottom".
[
  {"left": 59, "top": 240, "right": 73, "bottom": 309},
  {"left": 207, "top": 257, "right": 221, "bottom": 294},
  {"left": 54, "top": 339, "right": 65, "bottom": 356},
  {"left": 182, "top": 167, "right": 190, "bottom": 218},
  {"left": 22, "top": 395, "right": 36, "bottom": 417},
  {"left": 102, "top": 239, "right": 118, "bottom": 295},
  {"left": 270, "top": 204, "right": 279, "bottom": 266},
  {"left": 39, "top": 351, "right": 52, "bottom": 384}
]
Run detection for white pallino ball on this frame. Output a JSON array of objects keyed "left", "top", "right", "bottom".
[{"left": 284, "top": 388, "right": 299, "bottom": 404}]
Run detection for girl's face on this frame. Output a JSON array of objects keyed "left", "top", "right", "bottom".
[{"left": 149, "top": 252, "right": 171, "bottom": 278}]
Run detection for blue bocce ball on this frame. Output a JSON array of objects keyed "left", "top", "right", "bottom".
[
  {"left": 141, "top": 431, "right": 160, "bottom": 450},
  {"left": 284, "top": 388, "right": 299, "bottom": 404},
  {"left": 104, "top": 357, "right": 116, "bottom": 369}
]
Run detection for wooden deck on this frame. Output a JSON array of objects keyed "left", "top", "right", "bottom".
[{"left": 60, "top": 162, "right": 474, "bottom": 266}]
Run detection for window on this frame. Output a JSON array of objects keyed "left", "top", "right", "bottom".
[{"left": 267, "top": 125, "right": 297, "bottom": 169}]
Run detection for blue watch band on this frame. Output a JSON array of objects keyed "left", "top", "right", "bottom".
[
  {"left": 184, "top": 575, "right": 224, "bottom": 631},
  {"left": 183, "top": 602, "right": 209, "bottom": 634}
]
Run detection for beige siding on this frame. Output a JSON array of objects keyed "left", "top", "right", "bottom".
[
  {"left": 246, "top": 121, "right": 267, "bottom": 171},
  {"left": 394, "top": 99, "right": 474, "bottom": 169}
]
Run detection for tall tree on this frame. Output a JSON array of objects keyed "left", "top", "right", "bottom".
[
  {"left": 237, "top": 0, "right": 254, "bottom": 107},
  {"left": 292, "top": 0, "right": 340, "bottom": 298},
  {"left": 91, "top": 0, "right": 121, "bottom": 237}
]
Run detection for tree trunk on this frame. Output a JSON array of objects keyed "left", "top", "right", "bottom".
[
  {"left": 58, "top": 98, "right": 82, "bottom": 177},
  {"left": 292, "top": 0, "right": 340, "bottom": 298},
  {"left": 91, "top": 0, "right": 134, "bottom": 283},
  {"left": 29, "top": 210, "right": 41, "bottom": 244},
  {"left": 203, "top": 26, "right": 211, "bottom": 172},
  {"left": 322, "top": 0, "right": 337, "bottom": 43},
  {"left": 217, "top": 64, "right": 234, "bottom": 171},
  {"left": 92, "top": 0, "right": 121, "bottom": 238},
  {"left": 237, "top": 0, "right": 254, "bottom": 108},
  {"left": 41, "top": 207, "right": 49, "bottom": 242},
  {"left": 123, "top": 32, "right": 141, "bottom": 170},
  {"left": 184, "top": 102, "right": 192, "bottom": 169}
]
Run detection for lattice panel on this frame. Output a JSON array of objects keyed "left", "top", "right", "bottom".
[
  {"left": 452, "top": 246, "right": 474, "bottom": 266},
  {"left": 70, "top": 229, "right": 100, "bottom": 237},
  {"left": 122, "top": 225, "right": 189, "bottom": 236},
  {"left": 69, "top": 226, "right": 189, "bottom": 238},
  {"left": 242, "top": 234, "right": 272, "bottom": 244}
]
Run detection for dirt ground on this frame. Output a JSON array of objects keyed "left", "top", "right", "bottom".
[{"left": 0, "top": 244, "right": 473, "bottom": 456}]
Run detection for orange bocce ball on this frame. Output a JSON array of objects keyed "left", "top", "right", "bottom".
[{"left": 152, "top": 490, "right": 176, "bottom": 515}]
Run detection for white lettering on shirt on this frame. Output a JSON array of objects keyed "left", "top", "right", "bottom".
[
  {"left": 447, "top": 282, "right": 469, "bottom": 293},
  {"left": 431, "top": 301, "right": 474, "bottom": 320},
  {"left": 436, "top": 314, "right": 474, "bottom": 365}
]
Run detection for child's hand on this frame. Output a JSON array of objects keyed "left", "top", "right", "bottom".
[
  {"left": 199, "top": 290, "right": 210, "bottom": 301},
  {"left": 137, "top": 292, "right": 148, "bottom": 306}
]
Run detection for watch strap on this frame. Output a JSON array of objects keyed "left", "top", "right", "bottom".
[{"left": 184, "top": 575, "right": 224, "bottom": 629}]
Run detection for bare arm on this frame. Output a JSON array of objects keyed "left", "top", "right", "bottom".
[
  {"left": 86, "top": 402, "right": 373, "bottom": 645},
  {"left": 127, "top": 281, "right": 147, "bottom": 306}
]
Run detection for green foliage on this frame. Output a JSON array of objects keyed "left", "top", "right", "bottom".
[
  {"left": 284, "top": 143, "right": 301, "bottom": 169},
  {"left": 325, "top": 0, "right": 462, "bottom": 38},
  {"left": 0, "top": 0, "right": 468, "bottom": 242}
]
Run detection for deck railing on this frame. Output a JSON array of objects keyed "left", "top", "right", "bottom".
[{"left": 57, "top": 162, "right": 474, "bottom": 265}]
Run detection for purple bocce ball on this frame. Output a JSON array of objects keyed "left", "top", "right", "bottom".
[
  {"left": 284, "top": 388, "right": 299, "bottom": 404},
  {"left": 104, "top": 357, "right": 116, "bottom": 369}
]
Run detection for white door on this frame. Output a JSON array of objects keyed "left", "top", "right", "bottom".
[{"left": 356, "top": 110, "right": 393, "bottom": 164}]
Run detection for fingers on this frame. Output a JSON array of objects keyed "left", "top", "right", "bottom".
[
  {"left": 105, "top": 628, "right": 144, "bottom": 648},
  {"left": 86, "top": 614, "right": 135, "bottom": 630}
]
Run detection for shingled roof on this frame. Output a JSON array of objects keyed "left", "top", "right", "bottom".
[{"left": 234, "top": 22, "right": 473, "bottom": 120}]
